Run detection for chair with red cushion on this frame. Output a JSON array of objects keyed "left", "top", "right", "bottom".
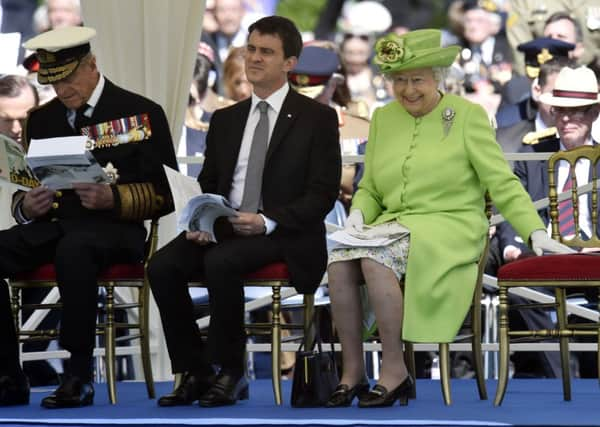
[
  {"left": 9, "top": 219, "right": 159, "bottom": 404},
  {"left": 494, "top": 145, "right": 600, "bottom": 406},
  {"left": 188, "top": 261, "right": 314, "bottom": 405}
]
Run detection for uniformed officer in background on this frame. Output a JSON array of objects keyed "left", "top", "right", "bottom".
[
  {"left": 289, "top": 44, "right": 370, "bottom": 211},
  {"left": 507, "top": 0, "right": 600, "bottom": 73}
]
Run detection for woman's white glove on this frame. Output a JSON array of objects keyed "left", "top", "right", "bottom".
[
  {"left": 530, "top": 229, "right": 577, "bottom": 256},
  {"left": 345, "top": 209, "right": 364, "bottom": 232}
]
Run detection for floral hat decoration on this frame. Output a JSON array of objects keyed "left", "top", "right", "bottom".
[{"left": 373, "top": 29, "right": 460, "bottom": 74}]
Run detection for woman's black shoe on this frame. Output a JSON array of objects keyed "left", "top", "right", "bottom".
[
  {"left": 358, "top": 375, "right": 414, "bottom": 408},
  {"left": 325, "top": 380, "right": 370, "bottom": 407}
]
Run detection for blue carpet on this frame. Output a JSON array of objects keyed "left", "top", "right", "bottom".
[{"left": 0, "top": 379, "right": 598, "bottom": 426}]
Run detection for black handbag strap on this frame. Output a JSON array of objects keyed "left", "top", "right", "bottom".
[{"left": 298, "top": 309, "right": 336, "bottom": 356}]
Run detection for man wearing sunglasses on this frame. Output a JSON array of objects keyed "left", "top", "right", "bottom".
[{"left": 497, "top": 66, "right": 600, "bottom": 379}]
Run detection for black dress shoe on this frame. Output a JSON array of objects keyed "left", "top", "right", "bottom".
[
  {"left": 158, "top": 372, "right": 216, "bottom": 407},
  {"left": 198, "top": 372, "right": 249, "bottom": 407},
  {"left": 358, "top": 375, "right": 414, "bottom": 408},
  {"left": 0, "top": 374, "right": 30, "bottom": 406},
  {"left": 325, "top": 380, "right": 370, "bottom": 407},
  {"left": 41, "top": 376, "right": 94, "bottom": 409}
]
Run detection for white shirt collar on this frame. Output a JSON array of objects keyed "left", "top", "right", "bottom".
[
  {"left": 83, "top": 74, "right": 105, "bottom": 117},
  {"left": 250, "top": 82, "right": 289, "bottom": 115},
  {"left": 560, "top": 135, "right": 594, "bottom": 151}
]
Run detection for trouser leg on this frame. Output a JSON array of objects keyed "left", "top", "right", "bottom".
[
  {"left": 147, "top": 232, "right": 212, "bottom": 374},
  {"left": 53, "top": 233, "right": 133, "bottom": 381},
  {"left": 0, "top": 227, "right": 55, "bottom": 376},
  {"left": 203, "top": 235, "right": 281, "bottom": 374}
]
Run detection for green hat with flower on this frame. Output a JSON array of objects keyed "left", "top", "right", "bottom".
[{"left": 374, "top": 29, "right": 460, "bottom": 74}]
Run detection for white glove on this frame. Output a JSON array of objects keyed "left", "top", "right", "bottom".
[
  {"left": 345, "top": 209, "right": 364, "bottom": 233},
  {"left": 530, "top": 229, "right": 577, "bottom": 256}
]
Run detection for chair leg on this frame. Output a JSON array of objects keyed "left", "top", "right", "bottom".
[
  {"left": 471, "top": 300, "right": 487, "bottom": 400},
  {"left": 403, "top": 341, "right": 416, "bottom": 399},
  {"left": 139, "top": 281, "right": 155, "bottom": 398},
  {"left": 439, "top": 343, "right": 451, "bottom": 405},
  {"left": 105, "top": 284, "right": 117, "bottom": 404},
  {"left": 271, "top": 286, "right": 282, "bottom": 405},
  {"left": 494, "top": 285, "right": 509, "bottom": 406},
  {"left": 555, "top": 288, "right": 571, "bottom": 401}
]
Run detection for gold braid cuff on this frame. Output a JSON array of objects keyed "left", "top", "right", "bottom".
[{"left": 115, "top": 183, "right": 165, "bottom": 221}]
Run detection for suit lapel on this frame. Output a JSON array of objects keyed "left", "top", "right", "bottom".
[{"left": 266, "top": 90, "right": 300, "bottom": 162}]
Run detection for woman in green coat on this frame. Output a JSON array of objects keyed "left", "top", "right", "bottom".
[{"left": 325, "top": 29, "right": 570, "bottom": 408}]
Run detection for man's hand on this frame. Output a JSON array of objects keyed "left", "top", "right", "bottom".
[
  {"left": 229, "top": 212, "right": 266, "bottom": 236},
  {"left": 72, "top": 183, "right": 114, "bottom": 210},
  {"left": 22, "top": 186, "right": 55, "bottom": 219},
  {"left": 186, "top": 230, "right": 215, "bottom": 245},
  {"left": 345, "top": 209, "right": 364, "bottom": 233},
  {"left": 503, "top": 245, "right": 522, "bottom": 262},
  {"left": 530, "top": 229, "right": 577, "bottom": 256}
]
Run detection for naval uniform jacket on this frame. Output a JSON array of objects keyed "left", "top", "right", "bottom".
[{"left": 12, "top": 78, "right": 178, "bottom": 258}]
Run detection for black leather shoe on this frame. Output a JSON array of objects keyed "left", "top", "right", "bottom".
[
  {"left": 325, "top": 380, "right": 370, "bottom": 407},
  {"left": 0, "top": 374, "right": 30, "bottom": 406},
  {"left": 198, "top": 372, "right": 249, "bottom": 407},
  {"left": 41, "top": 376, "right": 94, "bottom": 409},
  {"left": 358, "top": 375, "right": 414, "bottom": 408},
  {"left": 158, "top": 372, "right": 216, "bottom": 407}
]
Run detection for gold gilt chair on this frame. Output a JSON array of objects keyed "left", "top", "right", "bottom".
[
  {"left": 403, "top": 196, "right": 491, "bottom": 405},
  {"left": 9, "top": 219, "right": 159, "bottom": 404},
  {"left": 188, "top": 261, "right": 314, "bottom": 405},
  {"left": 494, "top": 145, "right": 600, "bottom": 406}
]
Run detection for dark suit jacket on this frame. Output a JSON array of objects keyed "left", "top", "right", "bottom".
[
  {"left": 14, "top": 78, "right": 178, "bottom": 258},
  {"left": 497, "top": 139, "right": 600, "bottom": 252},
  {"left": 198, "top": 88, "right": 341, "bottom": 293}
]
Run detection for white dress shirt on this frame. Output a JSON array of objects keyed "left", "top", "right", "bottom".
[{"left": 228, "top": 82, "right": 289, "bottom": 233}]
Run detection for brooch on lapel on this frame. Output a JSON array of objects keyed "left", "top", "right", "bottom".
[{"left": 442, "top": 107, "right": 455, "bottom": 138}]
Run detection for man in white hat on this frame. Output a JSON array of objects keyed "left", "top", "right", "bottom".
[
  {"left": 497, "top": 66, "right": 600, "bottom": 378},
  {"left": 500, "top": 66, "right": 600, "bottom": 257},
  {"left": 0, "top": 26, "right": 178, "bottom": 408}
]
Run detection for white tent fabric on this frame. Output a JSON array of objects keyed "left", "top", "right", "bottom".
[{"left": 81, "top": 0, "right": 206, "bottom": 380}]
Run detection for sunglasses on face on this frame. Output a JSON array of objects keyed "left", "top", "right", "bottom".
[{"left": 550, "top": 105, "right": 597, "bottom": 120}]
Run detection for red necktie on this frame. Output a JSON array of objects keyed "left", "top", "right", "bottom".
[{"left": 558, "top": 175, "right": 575, "bottom": 236}]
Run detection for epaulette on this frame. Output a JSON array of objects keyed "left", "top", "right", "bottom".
[{"left": 522, "top": 127, "right": 558, "bottom": 145}]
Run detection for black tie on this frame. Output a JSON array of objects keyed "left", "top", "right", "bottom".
[{"left": 74, "top": 104, "right": 90, "bottom": 129}]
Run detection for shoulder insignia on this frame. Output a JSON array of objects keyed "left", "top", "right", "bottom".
[{"left": 522, "top": 127, "right": 558, "bottom": 145}]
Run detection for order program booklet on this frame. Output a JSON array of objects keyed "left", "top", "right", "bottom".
[
  {"left": 329, "top": 221, "right": 410, "bottom": 248},
  {"left": 163, "top": 165, "right": 237, "bottom": 241},
  {"left": 0, "top": 134, "right": 110, "bottom": 190},
  {"left": 0, "top": 134, "right": 39, "bottom": 190}
]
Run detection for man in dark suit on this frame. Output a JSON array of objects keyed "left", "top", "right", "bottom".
[
  {"left": 0, "top": 26, "right": 177, "bottom": 408},
  {"left": 497, "top": 65, "right": 600, "bottom": 378},
  {"left": 148, "top": 16, "right": 341, "bottom": 408}
]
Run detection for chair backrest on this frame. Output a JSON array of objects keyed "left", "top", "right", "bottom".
[{"left": 547, "top": 145, "right": 600, "bottom": 248}]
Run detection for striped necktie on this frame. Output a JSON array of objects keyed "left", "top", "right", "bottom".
[{"left": 558, "top": 175, "right": 575, "bottom": 237}]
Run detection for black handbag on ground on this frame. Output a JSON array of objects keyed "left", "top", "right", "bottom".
[{"left": 290, "top": 315, "right": 339, "bottom": 407}]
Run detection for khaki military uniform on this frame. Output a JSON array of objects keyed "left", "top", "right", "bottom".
[{"left": 508, "top": 0, "right": 600, "bottom": 73}]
